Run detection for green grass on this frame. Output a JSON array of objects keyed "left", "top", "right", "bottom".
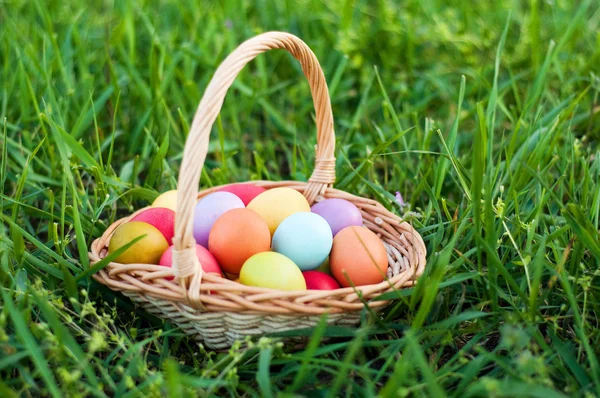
[{"left": 1, "top": 0, "right": 600, "bottom": 396}]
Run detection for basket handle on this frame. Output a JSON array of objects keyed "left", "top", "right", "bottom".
[{"left": 172, "top": 32, "right": 336, "bottom": 307}]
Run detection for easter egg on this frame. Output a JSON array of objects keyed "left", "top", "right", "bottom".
[
  {"left": 208, "top": 208, "right": 271, "bottom": 275},
  {"left": 130, "top": 207, "right": 175, "bottom": 244},
  {"left": 159, "top": 244, "right": 222, "bottom": 280},
  {"left": 330, "top": 226, "right": 388, "bottom": 287},
  {"left": 108, "top": 222, "right": 168, "bottom": 264},
  {"left": 239, "top": 252, "right": 306, "bottom": 291},
  {"left": 303, "top": 271, "right": 340, "bottom": 290},
  {"left": 272, "top": 212, "right": 333, "bottom": 271},
  {"left": 218, "top": 183, "right": 267, "bottom": 206},
  {"left": 247, "top": 188, "right": 310, "bottom": 235},
  {"left": 152, "top": 190, "right": 178, "bottom": 212},
  {"left": 311, "top": 198, "right": 363, "bottom": 236},
  {"left": 193, "top": 192, "right": 244, "bottom": 248}
]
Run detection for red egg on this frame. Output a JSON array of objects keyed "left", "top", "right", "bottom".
[
  {"left": 159, "top": 244, "right": 222, "bottom": 280},
  {"left": 218, "top": 183, "right": 266, "bottom": 206},
  {"left": 303, "top": 271, "right": 341, "bottom": 290},
  {"left": 130, "top": 207, "right": 175, "bottom": 244}
]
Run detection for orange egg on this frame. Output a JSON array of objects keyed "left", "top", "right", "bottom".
[
  {"left": 330, "top": 226, "right": 388, "bottom": 287},
  {"left": 208, "top": 208, "right": 271, "bottom": 275}
]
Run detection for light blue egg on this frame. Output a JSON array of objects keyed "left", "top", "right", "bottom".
[{"left": 272, "top": 212, "right": 333, "bottom": 271}]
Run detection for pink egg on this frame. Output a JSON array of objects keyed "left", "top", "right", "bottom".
[
  {"left": 130, "top": 207, "right": 175, "bottom": 244},
  {"left": 193, "top": 192, "right": 244, "bottom": 247},
  {"left": 159, "top": 244, "right": 222, "bottom": 280},
  {"left": 303, "top": 271, "right": 341, "bottom": 290},
  {"left": 218, "top": 184, "right": 267, "bottom": 206}
]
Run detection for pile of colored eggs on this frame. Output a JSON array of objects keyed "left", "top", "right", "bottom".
[{"left": 108, "top": 184, "right": 390, "bottom": 291}]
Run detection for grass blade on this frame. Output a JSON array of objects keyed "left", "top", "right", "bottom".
[{"left": 1, "top": 289, "right": 62, "bottom": 398}]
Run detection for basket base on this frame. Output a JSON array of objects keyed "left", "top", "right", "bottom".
[{"left": 123, "top": 292, "right": 361, "bottom": 350}]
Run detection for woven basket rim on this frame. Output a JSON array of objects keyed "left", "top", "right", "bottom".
[{"left": 89, "top": 181, "right": 427, "bottom": 315}]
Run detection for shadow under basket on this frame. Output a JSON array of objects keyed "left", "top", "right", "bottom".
[{"left": 88, "top": 32, "right": 427, "bottom": 350}]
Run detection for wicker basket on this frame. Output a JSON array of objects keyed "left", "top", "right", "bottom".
[{"left": 89, "top": 31, "right": 427, "bottom": 350}]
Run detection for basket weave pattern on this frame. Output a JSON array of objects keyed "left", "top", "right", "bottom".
[{"left": 89, "top": 32, "right": 427, "bottom": 349}]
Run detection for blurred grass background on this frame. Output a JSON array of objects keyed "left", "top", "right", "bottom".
[{"left": 1, "top": 0, "right": 600, "bottom": 396}]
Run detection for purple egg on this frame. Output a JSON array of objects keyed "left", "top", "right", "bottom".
[
  {"left": 310, "top": 198, "right": 363, "bottom": 236},
  {"left": 193, "top": 192, "right": 244, "bottom": 247}
]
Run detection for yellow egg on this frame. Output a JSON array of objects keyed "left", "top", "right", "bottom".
[
  {"left": 239, "top": 252, "right": 306, "bottom": 291},
  {"left": 152, "top": 190, "right": 178, "bottom": 212},
  {"left": 247, "top": 188, "right": 310, "bottom": 235},
  {"left": 108, "top": 222, "right": 169, "bottom": 264}
]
